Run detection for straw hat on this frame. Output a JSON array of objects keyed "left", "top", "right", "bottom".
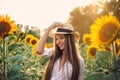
[{"left": 49, "top": 24, "right": 80, "bottom": 41}]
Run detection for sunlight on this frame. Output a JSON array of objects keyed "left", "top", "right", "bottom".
[
  {"left": 0, "top": 0, "right": 99, "bottom": 30},
  {"left": 80, "top": 0, "right": 98, "bottom": 6}
]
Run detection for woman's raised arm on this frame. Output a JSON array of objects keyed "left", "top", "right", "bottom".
[{"left": 36, "top": 22, "right": 63, "bottom": 55}]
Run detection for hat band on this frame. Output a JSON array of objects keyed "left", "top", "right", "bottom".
[{"left": 57, "top": 28, "right": 73, "bottom": 32}]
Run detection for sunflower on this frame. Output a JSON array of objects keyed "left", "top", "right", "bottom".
[
  {"left": 30, "top": 36, "right": 38, "bottom": 46},
  {"left": 87, "top": 45, "right": 98, "bottom": 58},
  {"left": 45, "top": 42, "right": 53, "bottom": 48},
  {"left": 83, "top": 33, "right": 91, "bottom": 44},
  {"left": 19, "top": 32, "right": 25, "bottom": 39},
  {"left": 90, "top": 15, "right": 120, "bottom": 46},
  {"left": 0, "top": 14, "right": 18, "bottom": 39},
  {"left": 25, "top": 34, "right": 34, "bottom": 45}
]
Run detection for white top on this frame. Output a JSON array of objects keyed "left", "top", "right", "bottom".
[{"left": 40, "top": 48, "right": 85, "bottom": 80}]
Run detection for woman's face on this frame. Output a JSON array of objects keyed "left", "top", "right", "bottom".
[{"left": 55, "top": 34, "right": 65, "bottom": 50}]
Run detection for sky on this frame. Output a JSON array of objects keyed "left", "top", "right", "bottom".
[{"left": 0, "top": 0, "right": 98, "bottom": 30}]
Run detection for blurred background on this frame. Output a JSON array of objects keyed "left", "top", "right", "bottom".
[{"left": 0, "top": 0, "right": 120, "bottom": 80}]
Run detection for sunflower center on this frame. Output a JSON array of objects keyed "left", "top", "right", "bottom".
[
  {"left": 0, "top": 22, "right": 11, "bottom": 36},
  {"left": 31, "top": 40, "right": 37, "bottom": 45},
  {"left": 85, "top": 37, "right": 91, "bottom": 44},
  {"left": 90, "top": 48, "right": 97, "bottom": 56},
  {"left": 26, "top": 38, "right": 30, "bottom": 43},
  {"left": 99, "top": 23, "right": 117, "bottom": 42},
  {"left": 20, "top": 32, "right": 25, "bottom": 38}
]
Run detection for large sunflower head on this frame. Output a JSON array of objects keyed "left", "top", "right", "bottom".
[
  {"left": 82, "top": 33, "right": 92, "bottom": 44},
  {"left": 0, "top": 14, "right": 18, "bottom": 39},
  {"left": 90, "top": 15, "right": 120, "bottom": 46},
  {"left": 25, "top": 34, "right": 34, "bottom": 45},
  {"left": 87, "top": 45, "right": 98, "bottom": 58}
]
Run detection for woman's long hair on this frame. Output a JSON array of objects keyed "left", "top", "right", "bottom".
[{"left": 44, "top": 34, "right": 80, "bottom": 80}]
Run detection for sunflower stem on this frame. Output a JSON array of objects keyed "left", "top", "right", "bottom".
[
  {"left": 92, "top": 58, "right": 95, "bottom": 73},
  {"left": 112, "top": 41, "right": 118, "bottom": 80},
  {"left": 3, "top": 37, "right": 7, "bottom": 80}
]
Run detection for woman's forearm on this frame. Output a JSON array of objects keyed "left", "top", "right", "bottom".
[{"left": 36, "top": 28, "right": 51, "bottom": 54}]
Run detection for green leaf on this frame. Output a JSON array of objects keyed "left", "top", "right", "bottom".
[
  {"left": 0, "top": 46, "right": 3, "bottom": 52},
  {"left": 8, "top": 43, "right": 23, "bottom": 52},
  {"left": 11, "top": 64, "right": 22, "bottom": 71},
  {"left": 84, "top": 72, "right": 105, "bottom": 80},
  {"left": 8, "top": 54, "right": 25, "bottom": 64},
  {"left": 40, "top": 57, "right": 49, "bottom": 65},
  {"left": 27, "top": 61, "right": 36, "bottom": 67},
  {"left": 97, "top": 50, "right": 112, "bottom": 59},
  {"left": 7, "top": 64, "right": 22, "bottom": 80},
  {"left": 7, "top": 35, "right": 16, "bottom": 41},
  {"left": 18, "top": 77, "right": 30, "bottom": 80},
  {"left": 104, "top": 73, "right": 115, "bottom": 80},
  {"left": 7, "top": 71, "right": 20, "bottom": 80}
]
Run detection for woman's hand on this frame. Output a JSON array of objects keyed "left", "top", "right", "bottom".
[{"left": 48, "top": 22, "right": 63, "bottom": 31}]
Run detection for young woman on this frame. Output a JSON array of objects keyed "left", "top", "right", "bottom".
[{"left": 36, "top": 22, "right": 85, "bottom": 80}]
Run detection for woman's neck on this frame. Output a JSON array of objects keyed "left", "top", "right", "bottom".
[
  {"left": 59, "top": 50, "right": 68, "bottom": 70},
  {"left": 61, "top": 50, "right": 67, "bottom": 61}
]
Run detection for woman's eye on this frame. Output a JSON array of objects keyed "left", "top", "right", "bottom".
[{"left": 60, "top": 36, "right": 64, "bottom": 39}]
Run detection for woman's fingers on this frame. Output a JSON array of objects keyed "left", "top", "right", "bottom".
[
  {"left": 50, "top": 22, "right": 63, "bottom": 29},
  {"left": 47, "top": 22, "right": 64, "bottom": 32}
]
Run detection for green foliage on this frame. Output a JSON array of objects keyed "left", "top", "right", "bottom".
[
  {"left": 80, "top": 43, "right": 120, "bottom": 80},
  {"left": 85, "top": 72, "right": 105, "bottom": 80},
  {"left": 97, "top": 50, "right": 112, "bottom": 59},
  {"left": 0, "top": 25, "right": 49, "bottom": 80},
  {"left": 8, "top": 43, "right": 24, "bottom": 52},
  {"left": 7, "top": 64, "right": 22, "bottom": 80}
]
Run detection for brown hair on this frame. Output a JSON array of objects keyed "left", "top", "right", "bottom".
[{"left": 44, "top": 34, "right": 80, "bottom": 80}]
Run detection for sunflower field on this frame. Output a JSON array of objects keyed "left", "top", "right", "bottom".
[
  {"left": 82, "top": 15, "right": 120, "bottom": 80},
  {"left": 0, "top": 15, "right": 49, "bottom": 80},
  {"left": 0, "top": 14, "right": 120, "bottom": 80}
]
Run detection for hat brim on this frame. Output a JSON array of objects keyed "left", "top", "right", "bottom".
[{"left": 49, "top": 31, "right": 80, "bottom": 42}]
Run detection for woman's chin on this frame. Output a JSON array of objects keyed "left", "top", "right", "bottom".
[{"left": 59, "top": 47, "right": 64, "bottom": 50}]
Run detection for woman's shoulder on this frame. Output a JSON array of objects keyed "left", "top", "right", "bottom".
[
  {"left": 40, "top": 48, "right": 54, "bottom": 57},
  {"left": 78, "top": 56, "right": 84, "bottom": 64}
]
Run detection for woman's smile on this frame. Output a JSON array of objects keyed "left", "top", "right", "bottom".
[{"left": 55, "top": 34, "right": 65, "bottom": 50}]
